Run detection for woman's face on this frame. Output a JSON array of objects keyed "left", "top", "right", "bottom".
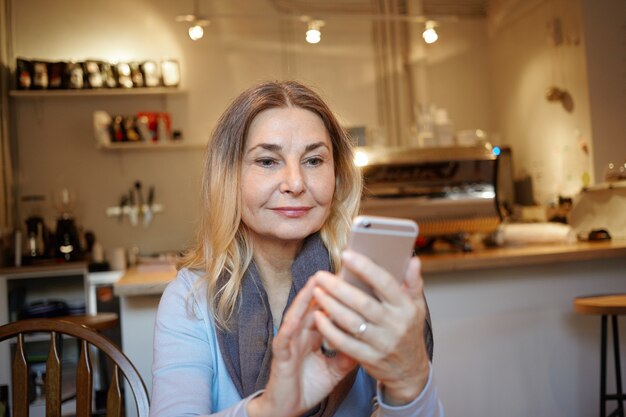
[{"left": 241, "top": 106, "right": 335, "bottom": 248}]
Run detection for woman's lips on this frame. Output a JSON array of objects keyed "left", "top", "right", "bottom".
[{"left": 271, "top": 207, "right": 312, "bottom": 218}]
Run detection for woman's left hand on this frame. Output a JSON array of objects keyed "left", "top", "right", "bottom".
[
  {"left": 312, "top": 251, "right": 431, "bottom": 406},
  {"left": 248, "top": 276, "right": 358, "bottom": 417}
]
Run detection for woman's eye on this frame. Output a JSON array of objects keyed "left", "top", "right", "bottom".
[
  {"left": 304, "top": 157, "right": 324, "bottom": 167},
  {"left": 256, "top": 158, "right": 277, "bottom": 167}
]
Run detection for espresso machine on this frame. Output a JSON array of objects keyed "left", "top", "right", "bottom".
[{"left": 356, "top": 144, "right": 504, "bottom": 251}]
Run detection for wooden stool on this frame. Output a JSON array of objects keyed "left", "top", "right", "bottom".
[{"left": 574, "top": 294, "right": 626, "bottom": 417}]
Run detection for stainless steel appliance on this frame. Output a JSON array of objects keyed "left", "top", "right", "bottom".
[{"left": 357, "top": 145, "right": 502, "bottom": 238}]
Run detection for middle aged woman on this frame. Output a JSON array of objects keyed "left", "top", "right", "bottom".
[{"left": 150, "top": 80, "right": 443, "bottom": 417}]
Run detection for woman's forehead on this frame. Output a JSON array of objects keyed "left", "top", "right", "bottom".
[{"left": 244, "top": 107, "right": 331, "bottom": 149}]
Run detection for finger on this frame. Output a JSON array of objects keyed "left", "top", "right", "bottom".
[
  {"left": 341, "top": 250, "right": 406, "bottom": 305},
  {"left": 314, "top": 271, "right": 385, "bottom": 325},
  {"left": 282, "top": 276, "right": 318, "bottom": 333},
  {"left": 274, "top": 279, "right": 321, "bottom": 362},
  {"left": 313, "top": 310, "right": 378, "bottom": 364},
  {"left": 313, "top": 286, "right": 369, "bottom": 336},
  {"left": 276, "top": 277, "right": 318, "bottom": 355},
  {"left": 403, "top": 257, "right": 424, "bottom": 302}
]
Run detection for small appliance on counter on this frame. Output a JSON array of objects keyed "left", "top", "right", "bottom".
[
  {"left": 55, "top": 217, "right": 83, "bottom": 261},
  {"left": 13, "top": 191, "right": 99, "bottom": 266},
  {"left": 24, "top": 216, "right": 50, "bottom": 260},
  {"left": 18, "top": 194, "right": 55, "bottom": 265},
  {"left": 52, "top": 188, "right": 84, "bottom": 262},
  {"left": 356, "top": 144, "right": 503, "bottom": 251}
]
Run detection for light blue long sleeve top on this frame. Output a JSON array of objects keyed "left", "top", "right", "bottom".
[{"left": 150, "top": 268, "right": 443, "bottom": 417}]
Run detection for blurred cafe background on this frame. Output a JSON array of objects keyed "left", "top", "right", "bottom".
[{"left": 0, "top": 1, "right": 625, "bottom": 416}]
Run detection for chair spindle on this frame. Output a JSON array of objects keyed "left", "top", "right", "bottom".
[
  {"left": 105, "top": 365, "right": 123, "bottom": 417},
  {"left": 75, "top": 339, "right": 93, "bottom": 417},
  {"left": 12, "top": 333, "right": 29, "bottom": 417},
  {"left": 45, "top": 331, "right": 62, "bottom": 417}
]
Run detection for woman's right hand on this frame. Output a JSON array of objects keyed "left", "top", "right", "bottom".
[{"left": 247, "top": 276, "right": 357, "bottom": 417}]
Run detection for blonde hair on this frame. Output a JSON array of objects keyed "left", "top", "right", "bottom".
[{"left": 180, "top": 81, "right": 362, "bottom": 330}]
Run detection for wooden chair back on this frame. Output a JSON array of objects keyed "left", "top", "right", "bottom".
[{"left": 0, "top": 318, "right": 149, "bottom": 417}]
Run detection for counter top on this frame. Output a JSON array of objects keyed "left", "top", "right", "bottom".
[
  {"left": 114, "top": 266, "right": 177, "bottom": 296},
  {"left": 114, "top": 240, "right": 626, "bottom": 297},
  {"left": 0, "top": 262, "right": 88, "bottom": 278},
  {"left": 420, "top": 239, "right": 626, "bottom": 273}
]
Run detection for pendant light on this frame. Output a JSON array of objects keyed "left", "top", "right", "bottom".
[
  {"left": 422, "top": 20, "right": 438, "bottom": 44},
  {"left": 305, "top": 20, "right": 325, "bottom": 44}
]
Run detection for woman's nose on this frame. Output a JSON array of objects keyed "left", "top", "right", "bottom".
[{"left": 279, "top": 162, "right": 304, "bottom": 195}]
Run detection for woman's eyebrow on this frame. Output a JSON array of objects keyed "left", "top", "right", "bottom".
[
  {"left": 247, "top": 141, "right": 329, "bottom": 153},
  {"left": 247, "top": 143, "right": 281, "bottom": 153},
  {"left": 305, "top": 142, "right": 330, "bottom": 152}
]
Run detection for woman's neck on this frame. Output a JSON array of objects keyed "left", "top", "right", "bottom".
[
  {"left": 252, "top": 237, "right": 302, "bottom": 276},
  {"left": 252, "top": 238, "right": 303, "bottom": 328}
]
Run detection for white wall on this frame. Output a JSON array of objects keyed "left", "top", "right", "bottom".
[
  {"left": 580, "top": 0, "right": 626, "bottom": 183},
  {"left": 412, "top": 19, "right": 496, "bottom": 133},
  {"left": 489, "top": 0, "right": 593, "bottom": 205}
]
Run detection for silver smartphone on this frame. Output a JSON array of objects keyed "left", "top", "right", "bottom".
[
  {"left": 320, "top": 216, "right": 418, "bottom": 357},
  {"left": 340, "top": 215, "right": 419, "bottom": 298}
]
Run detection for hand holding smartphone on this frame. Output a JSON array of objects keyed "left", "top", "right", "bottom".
[{"left": 320, "top": 215, "right": 418, "bottom": 356}]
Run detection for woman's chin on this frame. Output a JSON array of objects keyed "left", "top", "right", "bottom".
[{"left": 251, "top": 228, "right": 320, "bottom": 247}]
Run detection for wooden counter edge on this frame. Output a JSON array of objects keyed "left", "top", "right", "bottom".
[
  {"left": 114, "top": 266, "right": 177, "bottom": 297},
  {"left": 421, "top": 240, "right": 626, "bottom": 274},
  {"left": 0, "top": 262, "right": 88, "bottom": 278}
]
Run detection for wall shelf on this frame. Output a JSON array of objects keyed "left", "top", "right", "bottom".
[{"left": 9, "top": 87, "right": 184, "bottom": 98}]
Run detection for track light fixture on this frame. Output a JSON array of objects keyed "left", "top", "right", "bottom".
[
  {"left": 422, "top": 20, "right": 438, "bottom": 44},
  {"left": 188, "top": 24, "right": 205, "bottom": 40},
  {"left": 306, "top": 20, "right": 325, "bottom": 44}
]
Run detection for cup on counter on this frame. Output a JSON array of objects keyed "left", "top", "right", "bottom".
[
  {"left": 127, "top": 245, "right": 139, "bottom": 267},
  {"left": 107, "top": 247, "right": 127, "bottom": 271}
]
